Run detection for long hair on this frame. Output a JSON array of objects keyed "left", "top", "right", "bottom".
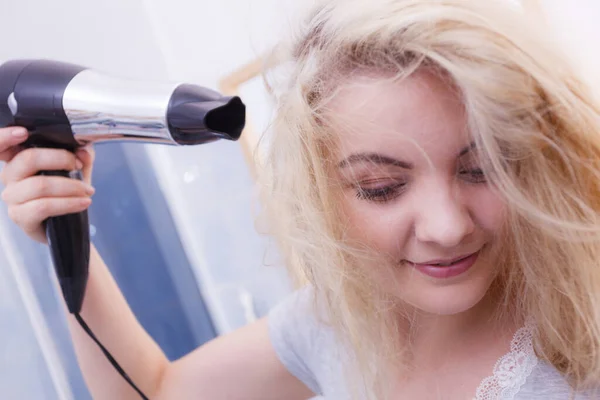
[{"left": 258, "top": 0, "right": 600, "bottom": 398}]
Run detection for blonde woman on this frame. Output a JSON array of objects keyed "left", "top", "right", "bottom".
[{"left": 1, "top": 0, "right": 600, "bottom": 399}]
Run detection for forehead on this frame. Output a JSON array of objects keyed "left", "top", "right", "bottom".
[{"left": 325, "top": 69, "right": 470, "bottom": 160}]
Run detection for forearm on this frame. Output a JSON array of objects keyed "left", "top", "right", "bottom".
[{"left": 64, "top": 244, "right": 169, "bottom": 399}]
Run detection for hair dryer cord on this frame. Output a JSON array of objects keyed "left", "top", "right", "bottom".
[{"left": 74, "top": 313, "right": 150, "bottom": 399}]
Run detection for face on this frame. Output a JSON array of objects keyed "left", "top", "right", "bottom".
[{"left": 328, "top": 69, "right": 506, "bottom": 316}]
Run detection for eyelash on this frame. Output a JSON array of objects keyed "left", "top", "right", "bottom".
[
  {"left": 459, "top": 168, "right": 486, "bottom": 184},
  {"left": 355, "top": 168, "right": 487, "bottom": 203},
  {"left": 356, "top": 183, "right": 406, "bottom": 202}
]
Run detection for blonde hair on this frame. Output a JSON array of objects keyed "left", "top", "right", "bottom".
[{"left": 258, "top": 0, "right": 600, "bottom": 398}]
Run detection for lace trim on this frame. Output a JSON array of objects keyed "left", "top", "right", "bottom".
[{"left": 473, "top": 321, "right": 538, "bottom": 400}]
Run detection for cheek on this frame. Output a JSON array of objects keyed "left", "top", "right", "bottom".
[
  {"left": 340, "top": 193, "right": 411, "bottom": 254},
  {"left": 469, "top": 186, "right": 507, "bottom": 233}
]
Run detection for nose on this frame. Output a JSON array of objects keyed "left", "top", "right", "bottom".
[{"left": 414, "top": 182, "right": 475, "bottom": 248}]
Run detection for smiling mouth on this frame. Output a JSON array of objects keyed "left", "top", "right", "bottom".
[
  {"left": 404, "top": 250, "right": 481, "bottom": 267},
  {"left": 423, "top": 254, "right": 472, "bottom": 267},
  {"left": 403, "top": 251, "right": 482, "bottom": 279}
]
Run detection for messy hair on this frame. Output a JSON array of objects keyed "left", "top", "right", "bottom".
[{"left": 258, "top": 0, "right": 600, "bottom": 398}]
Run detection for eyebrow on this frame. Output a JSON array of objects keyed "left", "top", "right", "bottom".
[
  {"left": 338, "top": 153, "right": 413, "bottom": 169},
  {"left": 338, "top": 141, "right": 476, "bottom": 169}
]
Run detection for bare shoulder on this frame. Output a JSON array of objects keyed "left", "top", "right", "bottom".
[{"left": 154, "top": 317, "right": 315, "bottom": 400}]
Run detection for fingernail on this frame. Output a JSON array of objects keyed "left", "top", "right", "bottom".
[
  {"left": 85, "top": 185, "right": 95, "bottom": 195},
  {"left": 12, "top": 128, "right": 27, "bottom": 137},
  {"left": 76, "top": 160, "right": 83, "bottom": 169}
]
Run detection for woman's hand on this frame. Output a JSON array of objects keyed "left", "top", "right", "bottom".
[{"left": 0, "top": 127, "right": 96, "bottom": 243}]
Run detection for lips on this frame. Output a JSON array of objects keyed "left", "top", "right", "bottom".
[
  {"left": 408, "top": 252, "right": 478, "bottom": 267},
  {"left": 405, "top": 251, "right": 481, "bottom": 279},
  {"left": 418, "top": 253, "right": 475, "bottom": 266}
]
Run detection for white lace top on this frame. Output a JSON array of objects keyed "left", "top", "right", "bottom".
[
  {"left": 473, "top": 322, "right": 538, "bottom": 400},
  {"left": 268, "top": 288, "right": 599, "bottom": 399}
]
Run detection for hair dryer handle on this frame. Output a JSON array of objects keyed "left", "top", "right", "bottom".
[{"left": 42, "top": 169, "right": 90, "bottom": 314}]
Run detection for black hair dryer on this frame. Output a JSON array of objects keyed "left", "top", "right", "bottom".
[{"left": 0, "top": 59, "right": 246, "bottom": 315}]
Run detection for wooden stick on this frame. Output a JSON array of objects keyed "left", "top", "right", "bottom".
[
  {"left": 218, "top": 58, "right": 263, "bottom": 180},
  {"left": 219, "top": 57, "right": 266, "bottom": 95},
  {"left": 218, "top": 53, "right": 279, "bottom": 180}
]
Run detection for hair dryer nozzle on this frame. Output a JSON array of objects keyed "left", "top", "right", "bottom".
[
  {"left": 206, "top": 96, "right": 245, "bottom": 140},
  {"left": 167, "top": 84, "right": 245, "bottom": 145}
]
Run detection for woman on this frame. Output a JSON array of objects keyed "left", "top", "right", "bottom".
[{"left": 1, "top": 0, "right": 599, "bottom": 399}]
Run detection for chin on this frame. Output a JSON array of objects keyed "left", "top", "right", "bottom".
[{"left": 402, "top": 282, "right": 492, "bottom": 316}]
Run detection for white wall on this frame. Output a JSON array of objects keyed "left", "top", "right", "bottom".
[
  {"left": 538, "top": 0, "right": 600, "bottom": 92},
  {"left": 1, "top": 0, "right": 168, "bottom": 79}
]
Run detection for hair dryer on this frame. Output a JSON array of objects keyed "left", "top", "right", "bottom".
[{"left": 0, "top": 59, "right": 246, "bottom": 316}]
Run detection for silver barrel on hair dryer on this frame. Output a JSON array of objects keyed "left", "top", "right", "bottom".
[{"left": 0, "top": 59, "right": 246, "bottom": 315}]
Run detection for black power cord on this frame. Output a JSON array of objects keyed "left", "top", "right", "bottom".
[{"left": 74, "top": 313, "right": 150, "bottom": 399}]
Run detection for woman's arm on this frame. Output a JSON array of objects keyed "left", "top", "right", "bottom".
[{"left": 68, "top": 245, "right": 314, "bottom": 400}]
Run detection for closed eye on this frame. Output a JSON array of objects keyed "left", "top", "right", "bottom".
[
  {"left": 459, "top": 168, "right": 486, "bottom": 184},
  {"left": 355, "top": 182, "right": 407, "bottom": 202}
]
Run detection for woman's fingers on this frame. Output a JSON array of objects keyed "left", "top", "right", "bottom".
[
  {"left": 7, "top": 197, "right": 93, "bottom": 244},
  {"left": 0, "top": 127, "right": 29, "bottom": 162},
  {"left": 0, "top": 126, "right": 98, "bottom": 244},
  {"left": 75, "top": 145, "right": 95, "bottom": 184},
  {"left": 0, "top": 147, "right": 83, "bottom": 185},
  {"left": 1, "top": 175, "right": 95, "bottom": 205}
]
